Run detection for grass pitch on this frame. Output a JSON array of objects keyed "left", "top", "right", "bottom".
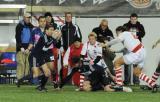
[{"left": 0, "top": 85, "right": 160, "bottom": 102}]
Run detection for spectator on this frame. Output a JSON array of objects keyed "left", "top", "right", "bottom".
[
  {"left": 15, "top": 13, "right": 34, "bottom": 87},
  {"left": 92, "top": 19, "right": 114, "bottom": 42},
  {"left": 61, "top": 12, "right": 82, "bottom": 51},
  {"left": 123, "top": 13, "right": 145, "bottom": 42}
]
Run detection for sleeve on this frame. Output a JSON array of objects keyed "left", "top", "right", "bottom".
[
  {"left": 75, "top": 24, "right": 82, "bottom": 41},
  {"left": 107, "top": 30, "right": 114, "bottom": 40},
  {"left": 34, "top": 37, "right": 45, "bottom": 51},
  {"left": 81, "top": 43, "right": 87, "bottom": 56},
  {"left": 93, "top": 56, "right": 102, "bottom": 64},
  {"left": 97, "top": 45, "right": 102, "bottom": 57},
  {"left": 15, "top": 24, "right": 22, "bottom": 48},
  {"left": 107, "top": 38, "right": 122, "bottom": 46},
  {"left": 55, "top": 40, "right": 61, "bottom": 48},
  {"left": 29, "top": 29, "right": 34, "bottom": 44},
  {"left": 92, "top": 28, "right": 97, "bottom": 33},
  {"left": 63, "top": 47, "right": 70, "bottom": 66}
]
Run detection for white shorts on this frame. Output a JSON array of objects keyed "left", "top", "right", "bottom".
[{"left": 123, "top": 48, "right": 146, "bottom": 68}]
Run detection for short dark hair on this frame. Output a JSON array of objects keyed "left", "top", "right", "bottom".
[
  {"left": 65, "top": 12, "right": 72, "bottom": 17},
  {"left": 130, "top": 13, "right": 138, "bottom": 18},
  {"left": 116, "top": 26, "right": 126, "bottom": 32},
  {"left": 74, "top": 37, "right": 81, "bottom": 42},
  {"left": 38, "top": 16, "right": 46, "bottom": 21},
  {"left": 44, "top": 12, "right": 52, "bottom": 17}
]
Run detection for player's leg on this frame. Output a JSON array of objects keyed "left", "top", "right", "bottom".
[
  {"left": 114, "top": 56, "right": 125, "bottom": 86},
  {"left": 59, "top": 67, "right": 79, "bottom": 88},
  {"left": 134, "top": 65, "right": 155, "bottom": 88},
  {"left": 151, "top": 61, "right": 160, "bottom": 82},
  {"left": 39, "top": 64, "right": 51, "bottom": 91},
  {"left": 30, "top": 55, "right": 41, "bottom": 85},
  {"left": 46, "top": 51, "right": 59, "bottom": 89}
]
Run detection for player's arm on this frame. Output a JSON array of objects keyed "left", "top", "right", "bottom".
[
  {"left": 152, "top": 38, "right": 160, "bottom": 49},
  {"left": 80, "top": 43, "right": 88, "bottom": 60},
  {"left": 105, "top": 38, "right": 121, "bottom": 47},
  {"left": 93, "top": 45, "right": 102, "bottom": 64}
]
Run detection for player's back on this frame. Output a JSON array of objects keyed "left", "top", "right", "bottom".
[{"left": 121, "top": 31, "right": 141, "bottom": 52}]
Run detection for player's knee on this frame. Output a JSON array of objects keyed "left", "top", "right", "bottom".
[
  {"left": 43, "top": 69, "right": 51, "bottom": 77},
  {"left": 133, "top": 69, "right": 141, "bottom": 77},
  {"left": 114, "top": 60, "right": 121, "bottom": 68},
  {"left": 32, "top": 68, "right": 39, "bottom": 78}
]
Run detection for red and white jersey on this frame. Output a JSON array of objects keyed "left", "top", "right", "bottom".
[
  {"left": 118, "top": 31, "right": 141, "bottom": 52},
  {"left": 63, "top": 44, "right": 83, "bottom": 67},
  {"left": 81, "top": 41, "right": 107, "bottom": 68},
  {"left": 81, "top": 41, "right": 102, "bottom": 60}
]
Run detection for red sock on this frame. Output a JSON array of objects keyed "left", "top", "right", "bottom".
[
  {"left": 151, "top": 72, "right": 160, "bottom": 82},
  {"left": 139, "top": 73, "right": 155, "bottom": 87},
  {"left": 115, "top": 68, "right": 123, "bottom": 86}
]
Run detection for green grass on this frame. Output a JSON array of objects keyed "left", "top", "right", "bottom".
[{"left": 0, "top": 85, "right": 160, "bottom": 102}]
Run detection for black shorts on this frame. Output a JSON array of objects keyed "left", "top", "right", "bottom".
[
  {"left": 88, "top": 67, "right": 110, "bottom": 91},
  {"left": 33, "top": 49, "right": 54, "bottom": 66}
]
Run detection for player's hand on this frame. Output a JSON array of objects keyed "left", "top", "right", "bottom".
[
  {"left": 89, "top": 60, "right": 94, "bottom": 65},
  {"left": 100, "top": 43, "right": 106, "bottom": 48},
  {"left": 52, "top": 30, "right": 62, "bottom": 40}
]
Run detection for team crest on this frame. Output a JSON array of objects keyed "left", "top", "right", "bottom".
[{"left": 127, "top": 0, "right": 153, "bottom": 8}]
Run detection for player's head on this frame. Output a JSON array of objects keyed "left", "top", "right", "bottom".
[
  {"left": 130, "top": 13, "right": 138, "bottom": 24},
  {"left": 44, "top": 25, "right": 55, "bottom": 36},
  {"left": 115, "top": 26, "right": 126, "bottom": 36},
  {"left": 38, "top": 16, "right": 46, "bottom": 29},
  {"left": 88, "top": 32, "right": 97, "bottom": 45},
  {"left": 73, "top": 38, "right": 81, "bottom": 48},
  {"left": 83, "top": 81, "right": 92, "bottom": 91}
]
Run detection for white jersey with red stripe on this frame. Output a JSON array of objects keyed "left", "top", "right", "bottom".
[{"left": 118, "top": 31, "right": 141, "bottom": 52}]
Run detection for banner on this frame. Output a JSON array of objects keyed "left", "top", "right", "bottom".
[{"left": 4, "top": 0, "right": 160, "bottom": 16}]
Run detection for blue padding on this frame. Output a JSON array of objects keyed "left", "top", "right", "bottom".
[{"left": 1, "top": 52, "right": 17, "bottom": 67}]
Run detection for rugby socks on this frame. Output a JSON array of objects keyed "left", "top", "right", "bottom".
[
  {"left": 79, "top": 75, "right": 85, "bottom": 90},
  {"left": 151, "top": 71, "right": 160, "bottom": 82},
  {"left": 115, "top": 68, "right": 123, "bottom": 86},
  {"left": 139, "top": 73, "right": 155, "bottom": 87},
  {"left": 40, "top": 75, "right": 49, "bottom": 88}
]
